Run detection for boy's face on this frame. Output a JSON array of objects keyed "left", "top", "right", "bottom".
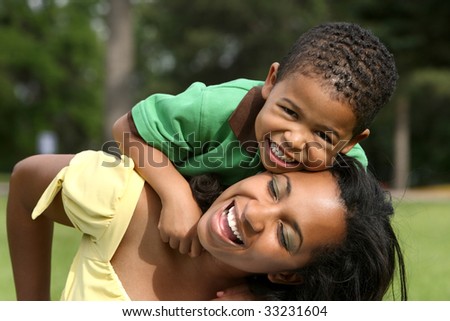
[{"left": 255, "top": 63, "right": 368, "bottom": 173}]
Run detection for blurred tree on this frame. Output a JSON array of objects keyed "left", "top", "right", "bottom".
[
  {"left": 131, "top": 0, "right": 329, "bottom": 97},
  {"left": 0, "top": 0, "right": 104, "bottom": 171},
  {"left": 2, "top": 0, "right": 449, "bottom": 186},
  {"left": 407, "top": 69, "right": 450, "bottom": 186},
  {"left": 327, "top": 0, "right": 450, "bottom": 187},
  {"left": 104, "top": 0, "right": 133, "bottom": 142}
]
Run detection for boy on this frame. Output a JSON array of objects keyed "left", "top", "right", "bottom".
[{"left": 113, "top": 22, "right": 398, "bottom": 257}]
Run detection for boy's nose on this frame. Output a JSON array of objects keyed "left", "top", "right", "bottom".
[{"left": 283, "top": 128, "right": 310, "bottom": 151}]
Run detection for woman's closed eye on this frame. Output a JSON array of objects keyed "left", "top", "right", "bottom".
[
  {"left": 268, "top": 177, "right": 280, "bottom": 201},
  {"left": 277, "top": 221, "right": 289, "bottom": 251}
]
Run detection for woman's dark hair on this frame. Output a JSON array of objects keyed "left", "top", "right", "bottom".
[
  {"left": 188, "top": 173, "right": 224, "bottom": 213},
  {"left": 189, "top": 155, "right": 407, "bottom": 301}
]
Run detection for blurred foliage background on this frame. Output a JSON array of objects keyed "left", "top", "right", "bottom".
[{"left": 1, "top": 0, "right": 449, "bottom": 188}]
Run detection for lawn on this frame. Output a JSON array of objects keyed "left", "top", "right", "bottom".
[
  {"left": 389, "top": 199, "right": 450, "bottom": 300},
  {"left": 0, "top": 196, "right": 79, "bottom": 300},
  {"left": 1, "top": 195, "right": 450, "bottom": 300}
]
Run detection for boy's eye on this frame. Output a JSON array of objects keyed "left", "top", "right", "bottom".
[
  {"left": 281, "top": 107, "right": 298, "bottom": 119},
  {"left": 268, "top": 177, "right": 280, "bottom": 201},
  {"left": 317, "top": 131, "right": 333, "bottom": 144}
]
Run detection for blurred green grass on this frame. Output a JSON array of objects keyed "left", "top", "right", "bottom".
[
  {"left": 1, "top": 195, "right": 450, "bottom": 300},
  {"left": 0, "top": 196, "right": 79, "bottom": 300},
  {"left": 0, "top": 173, "right": 10, "bottom": 183},
  {"left": 389, "top": 199, "right": 450, "bottom": 300}
]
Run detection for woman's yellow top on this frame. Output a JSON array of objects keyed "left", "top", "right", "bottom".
[{"left": 32, "top": 150, "right": 144, "bottom": 300}]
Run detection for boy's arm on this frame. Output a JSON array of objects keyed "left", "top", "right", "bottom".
[
  {"left": 7, "top": 154, "right": 73, "bottom": 300},
  {"left": 113, "top": 114, "right": 203, "bottom": 257}
]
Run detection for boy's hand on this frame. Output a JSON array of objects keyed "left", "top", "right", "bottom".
[
  {"left": 213, "top": 283, "right": 256, "bottom": 301},
  {"left": 158, "top": 192, "right": 204, "bottom": 257}
]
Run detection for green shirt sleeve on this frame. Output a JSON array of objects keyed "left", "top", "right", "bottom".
[
  {"left": 345, "top": 143, "right": 368, "bottom": 168},
  {"left": 131, "top": 82, "right": 206, "bottom": 163},
  {"left": 130, "top": 79, "right": 259, "bottom": 166}
]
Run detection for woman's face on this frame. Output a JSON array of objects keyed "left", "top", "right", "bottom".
[{"left": 197, "top": 170, "right": 346, "bottom": 274}]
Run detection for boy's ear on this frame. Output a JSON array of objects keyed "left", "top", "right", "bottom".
[
  {"left": 341, "top": 129, "right": 370, "bottom": 154},
  {"left": 267, "top": 271, "right": 304, "bottom": 285},
  {"left": 261, "top": 62, "right": 279, "bottom": 99}
]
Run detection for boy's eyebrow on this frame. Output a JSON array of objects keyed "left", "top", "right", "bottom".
[
  {"left": 281, "top": 98, "right": 342, "bottom": 140},
  {"left": 281, "top": 98, "right": 305, "bottom": 119}
]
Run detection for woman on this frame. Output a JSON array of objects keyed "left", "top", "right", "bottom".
[{"left": 7, "top": 150, "right": 406, "bottom": 300}]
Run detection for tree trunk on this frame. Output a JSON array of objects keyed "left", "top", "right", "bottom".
[
  {"left": 103, "top": 0, "right": 133, "bottom": 143},
  {"left": 393, "top": 94, "right": 410, "bottom": 190}
]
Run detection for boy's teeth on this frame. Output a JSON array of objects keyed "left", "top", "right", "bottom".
[
  {"left": 226, "top": 206, "right": 243, "bottom": 242},
  {"left": 270, "top": 142, "right": 296, "bottom": 162}
]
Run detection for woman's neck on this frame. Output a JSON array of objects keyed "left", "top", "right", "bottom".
[
  {"left": 197, "top": 250, "right": 250, "bottom": 283},
  {"left": 156, "top": 249, "right": 251, "bottom": 300},
  {"left": 113, "top": 190, "right": 251, "bottom": 300}
]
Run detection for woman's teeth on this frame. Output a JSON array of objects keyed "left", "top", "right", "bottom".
[
  {"left": 270, "top": 142, "right": 296, "bottom": 163},
  {"left": 225, "top": 206, "right": 243, "bottom": 244}
]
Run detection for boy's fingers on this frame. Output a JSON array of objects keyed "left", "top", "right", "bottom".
[
  {"left": 159, "top": 230, "right": 169, "bottom": 243},
  {"left": 213, "top": 284, "right": 254, "bottom": 301},
  {"left": 169, "top": 238, "right": 179, "bottom": 250},
  {"left": 178, "top": 239, "right": 190, "bottom": 255},
  {"left": 189, "top": 238, "right": 203, "bottom": 258},
  {"left": 221, "top": 284, "right": 249, "bottom": 295}
]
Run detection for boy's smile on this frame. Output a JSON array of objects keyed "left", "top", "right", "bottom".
[
  {"left": 255, "top": 63, "right": 363, "bottom": 172},
  {"left": 265, "top": 138, "right": 301, "bottom": 169}
]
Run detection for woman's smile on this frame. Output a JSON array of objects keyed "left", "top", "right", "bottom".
[
  {"left": 210, "top": 200, "right": 245, "bottom": 248},
  {"left": 224, "top": 204, "right": 244, "bottom": 244},
  {"left": 197, "top": 170, "right": 347, "bottom": 274}
]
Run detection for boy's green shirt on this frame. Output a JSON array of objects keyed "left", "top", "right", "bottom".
[{"left": 131, "top": 78, "right": 368, "bottom": 186}]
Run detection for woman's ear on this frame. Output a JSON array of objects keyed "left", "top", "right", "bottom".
[
  {"left": 261, "top": 62, "right": 279, "bottom": 99},
  {"left": 267, "top": 271, "right": 304, "bottom": 285}
]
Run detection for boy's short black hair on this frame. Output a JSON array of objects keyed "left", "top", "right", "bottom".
[{"left": 277, "top": 22, "right": 398, "bottom": 135}]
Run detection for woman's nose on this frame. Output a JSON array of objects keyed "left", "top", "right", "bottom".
[{"left": 242, "top": 200, "right": 274, "bottom": 234}]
